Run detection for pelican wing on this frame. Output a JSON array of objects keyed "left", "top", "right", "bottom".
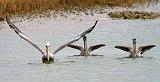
[
  {"left": 77, "top": 20, "right": 98, "bottom": 38},
  {"left": 53, "top": 20, "right": 98, "bottom": 54},
  {"left": 53, "top": 37, "right": 83, "bottom": 54},
  {"left": 6, "top": 17, "right": 45, "bottom": 55},
  {"left": 88, "top": 44, "right": 105, "bottom": 51},
  {"left": 67, "top": 44, "right": 83, "bottom": 51},
  {"left": 115, "top": 46, "right": 132, "bottom": 52},
  {"left": 138, "top": 45, "right": 156, "bottom": 54}
]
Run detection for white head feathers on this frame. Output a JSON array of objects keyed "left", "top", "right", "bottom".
[{"left": 46, "top": 42, "right": 50, "bottom": 47}]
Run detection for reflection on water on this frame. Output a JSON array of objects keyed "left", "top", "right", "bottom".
[
  {"left": 0, "top": 6, "right": 160, "bottom": 82},
  {"left": 115, "top": 56, "right": 153, "bottom": 60}
]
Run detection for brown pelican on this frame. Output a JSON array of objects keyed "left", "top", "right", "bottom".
[
  {"left": 67, "top": 35, "right": 105, "bottom": 56},
  {"left": 115, "top": 38, "right": 156, "bottom": 58},
  {"left": 6, "top": 17, "right": 98, "bottom": 63}
]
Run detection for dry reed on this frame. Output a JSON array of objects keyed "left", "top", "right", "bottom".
[{"left": 0, "top": 0, "right": 157, "bottom": 21}]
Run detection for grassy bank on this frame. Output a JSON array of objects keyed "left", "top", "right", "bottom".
[{"left": 0, "top": 0, "right": 158, "bottom": 21}]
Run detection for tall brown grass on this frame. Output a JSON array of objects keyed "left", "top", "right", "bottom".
[{"left": 0, "top": 0, "right": 156, "bottom": 21}]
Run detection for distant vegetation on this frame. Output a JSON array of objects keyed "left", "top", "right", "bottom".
[
  {"left": 0, "top": 0, "right": 159, "bottom": 21},
  {"left": 108, "top": 11, "right": 160, "bottom": 19}
]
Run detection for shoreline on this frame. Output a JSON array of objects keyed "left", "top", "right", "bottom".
[
  {"left": 1, "top": 4, "right": 160, "bottom": 30},
  {"left": 0, "top": 0, "right": 159, "bottom": 21}
]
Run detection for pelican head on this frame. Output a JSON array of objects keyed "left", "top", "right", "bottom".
[
  {"left": 133, "top": 38, "right": 136, "bottom": 44},
  {"left": 45, "top": 42, "right": 50, "bottom": 61},
  {"left": 46, "top": 42, "right": 50, "bottom": 47},
  {"left": 83, "top": 36, "right": 87, "bottom": 41},
  {"left": 132, "top": 38, "right": 137, "bottom": 54}
]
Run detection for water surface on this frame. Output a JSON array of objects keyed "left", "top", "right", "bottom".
[{"left": 0, "top": 9, "right": 160, "bottom": 82}]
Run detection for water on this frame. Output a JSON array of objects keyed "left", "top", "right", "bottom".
[{"left": 0, "top": 10, "right": 160, "bottom": 82}]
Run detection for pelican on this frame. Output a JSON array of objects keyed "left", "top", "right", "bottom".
[
  {"left": 6, "top": 17, "right": 98, "bottom": 63},
  {"left": 67, "top": 35, "right": 105, "bottom": 56},
  {"left": 115, "top": 38, "right": 156, "bottom": 58}
]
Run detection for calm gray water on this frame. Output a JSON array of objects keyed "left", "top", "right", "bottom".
[{"left": 0, "top": 13, "right": 160, "bottom": 82}]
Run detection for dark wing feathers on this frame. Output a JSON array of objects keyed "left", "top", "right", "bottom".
[
  {"left": 88, "top": 44, "right": 105, "bottom": 51},
  {"left": 53, "top": 38, "right": 83, "bottom": 54},
  {"left": 67, "top": 44, "right": 83, "bottom": 51},
  {"left": 54, "top": 20, "right": 98, "bottom": 54},
  {"left": 77, "top": 20, "right": 98, "bottom": 38},
  {"left": 6, "top": 17, "right": 22, "bottom": 33},
  {"left": 138, "top": 45, "right": 156, "bottom": 54},
  {"left": 6, "top": 17, "right": 45, "bottom": 55},
  {"left": 115, "top": 46, "right": 132, "bottom": 52}
]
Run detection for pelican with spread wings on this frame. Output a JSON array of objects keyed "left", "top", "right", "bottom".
[
  {"left": 67, "top": 35, "right": 105, "bottom": 56},
  {"left": 6, "top": 17, "right": 98, "bottom": 63},
  {"left": 115, "top": 38, "right": 156, "bottom": 58}
]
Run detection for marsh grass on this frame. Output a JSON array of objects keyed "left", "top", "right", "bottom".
[{"left": 0, "top": 0, "right": 158, "bottom": 21}]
